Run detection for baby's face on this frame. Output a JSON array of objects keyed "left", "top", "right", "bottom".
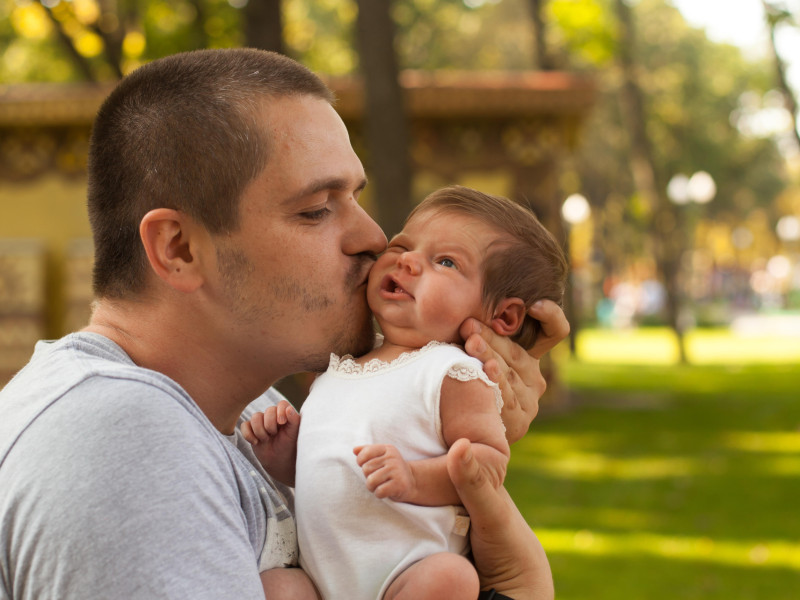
[{"left": 367, "top": 209, "right": 502, "bottom": 348}]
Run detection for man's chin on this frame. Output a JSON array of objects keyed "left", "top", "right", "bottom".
[
  {"left": 302, "top": 321, "right": 376, "bottom": 373},
  {"left": 334, "top": 319, "right": 376, "bottom": 360}
]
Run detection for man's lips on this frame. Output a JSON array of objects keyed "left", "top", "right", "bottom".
[
  {"left": 355, "top": 257, "right": 377, "bottom": 288},
  {"left": 379, "top": 273, "right": 414, "bottom": 299}
]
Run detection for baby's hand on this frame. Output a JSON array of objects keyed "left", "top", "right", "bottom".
[
  {"left": 241, "top": 400, "right": 300, "bottom": 486},
  {"left": 353, "top": 444, "right": 415, "bottom": 502}
]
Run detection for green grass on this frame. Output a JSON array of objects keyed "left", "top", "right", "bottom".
[{"left": 506, "top": 347, "right": 800, "bottom": 599}]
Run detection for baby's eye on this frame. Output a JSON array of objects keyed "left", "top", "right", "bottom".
[{"left": 438, "top": 258, "right": 456, "bottom": 269}]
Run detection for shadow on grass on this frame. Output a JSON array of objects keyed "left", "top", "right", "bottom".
[
  {"left": 505, "top": 361, "right": 800, "bottom": 600},
  {"left": 545, "top": 553, "right": 800, "bottom": 600}
]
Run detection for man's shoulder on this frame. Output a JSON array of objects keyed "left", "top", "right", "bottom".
[{"left": 0, "top": 332, "right": 212, "bottom": 466}]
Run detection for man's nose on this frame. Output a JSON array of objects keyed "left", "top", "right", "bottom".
[{"left": 344, "top": 201, "right": 387, "bottom": 257}]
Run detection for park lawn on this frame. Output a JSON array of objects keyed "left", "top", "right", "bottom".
[
  {"left": 574, "top": 326, "right": 800, "bottom": 365},
  {"left": 506, "top": 358, "right": 800, "bottom": 599}
]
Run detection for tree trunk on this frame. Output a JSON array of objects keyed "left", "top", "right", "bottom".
[
  {"left": 529, "top": 0, "right": 555, "bottom": 70},
  {"left": 245, "top": 0, "right": 284, "bottom": 54},
  {"left": 763, "top": 1, "right": 800, "bottom": 149},
  {"left": 614, "top": 0, "right": 687, "bottom": 363},
  {"left": 355, "top": 0, "right": 412, "bottom": 237}
]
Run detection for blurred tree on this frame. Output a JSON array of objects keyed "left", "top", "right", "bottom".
[
  {"left": 528, "top": 0, "right": 555, "bottom": 69},
  {"left": 355, "top": 0, "right": 412, "bottom": 236},
  {"left": 762, "top": 0, "right": 800, "bottom": 149},
  {"left": 0, "top": 0, "right": 244, "bottom": 82},
  {"left": 613, "top": 0, "right": 688, "bottom": 360},
  {"left": 552, "top": 0, "right": 786, "bottom": 337},
  {"left": 244, "top": 0, "right": 283, "bottom": 53}
]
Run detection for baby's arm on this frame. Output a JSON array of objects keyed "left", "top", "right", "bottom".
[
  {"left": 354, "top": 376, "right": 509, "bottom": 506},
  {"left": 241, "top": 400, "right": 300, "bottom": 487}
]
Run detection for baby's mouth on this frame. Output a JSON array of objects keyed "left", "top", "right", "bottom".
[{"left": 380, "top": 274, "right": 413, "bottom": 299}]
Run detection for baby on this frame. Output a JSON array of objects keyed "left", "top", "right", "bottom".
[{"left": 245, "top": 185, "right": 568, "bottom": 599}]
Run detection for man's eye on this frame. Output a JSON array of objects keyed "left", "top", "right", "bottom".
[
  {"left": 438, "top": 258, "right": 456, "bottom": 268},
  {"left": 300, "top": 207, "right": 330, "bottom": 221}
]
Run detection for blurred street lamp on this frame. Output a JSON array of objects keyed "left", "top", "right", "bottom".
[
  {"left": 664, "top": 172, "right": 716, "bottom": 361},
  {"left": 560, "top": 193, "right": 591, "bottom": 356},
  {"left": 776, "top": 215, "right": 800, "bottom": 243},
  {"left": 667, "top": 171, "right": 717, "bottom": 206},
  {"left": 561, "top": 193, "right": 591, "bottom": 225}
]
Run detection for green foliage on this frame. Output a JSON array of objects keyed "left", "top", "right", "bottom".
[
  {"left": 0, "top": 0, "right": 244, "bottom": 82},
  {"left": 566, "top": 0, "right": 788, "bottom": 284},
  {"left": 508, "top": 360, "right": 800, "bottom": 599},
  {"left": 393, "top": 0, "right": 535, "bottom": 70},
  {"left": 284, "top": 0, "right": 357, "bottom": 74},
  {"left": 548, "top": 0, "right": 615, "bottom": 67}
]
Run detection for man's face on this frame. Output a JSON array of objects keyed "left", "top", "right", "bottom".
[{"left": 211, "top": 95, "right": 387, "bottom": 374}]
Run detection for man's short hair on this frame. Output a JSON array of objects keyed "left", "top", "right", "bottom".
[
  {"left": 88, "top": 48, "right": 334, "bottom": 298},
  {"left": 409, "top": 185, "right": 568, "bottom": 349}
]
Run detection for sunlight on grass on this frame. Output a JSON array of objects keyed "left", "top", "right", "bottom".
[
  {"left": 525, "top": 452, "right": 700, "bottom": 480},
  {"left": 575, "top": 327, "right": 800, "bottom": 364},
  {"left": 513, "top": 361, "right": 800, "bottom": 598},
  {"left": 536, "top": 528, "right": 800, "bottom": 569},
  {"left": 720, "top": 432, "right": 800, "bottom": 453},
  {"left": 577, "top": 327, "right": 680, "bottom": 364}
]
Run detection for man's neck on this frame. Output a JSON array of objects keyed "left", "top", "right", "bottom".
[{"left": 85, "top": 298, "right": 280, "bottom": 435}]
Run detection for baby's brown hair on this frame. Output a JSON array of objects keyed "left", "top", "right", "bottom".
[{"left": 408, "top": 185, "right": 568, "bottom": 349}]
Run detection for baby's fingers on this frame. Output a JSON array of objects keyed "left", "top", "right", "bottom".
[
  {"left": 364, "top": 467, "right": 384, "bottom": 492},
  {"left": 241, "top": 421, "right": 258, "bottom": 445},
  {"left": 278, "top": 401, "right": 301, "bottom": 429},
  {"left": 353, "top": 444, "right": 389, "bottom": 466}
]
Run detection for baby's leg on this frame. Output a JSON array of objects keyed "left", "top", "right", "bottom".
[
  {"left": 383, "top": 552, "right": 479, "bottom": 600},
  {"left": 259, "top": 567, "right": 321, "bottom": 600}
]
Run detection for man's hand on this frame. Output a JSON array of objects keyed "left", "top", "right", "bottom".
[
  {"left": 353, "top": 444, "right": 415, "bottom": 502},
  {"left": 461, "top": 300, "right": 569, "bottom": 443},
  {"left": 448, "top": 439, "right": 554, "bottom": 600},
  {"left": 241, "top": 400, "right": 300, "bottom": 486}
]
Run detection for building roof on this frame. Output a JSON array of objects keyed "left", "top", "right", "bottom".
[{"left": 0, "top": 70, "right": 595, "bottom": 126}]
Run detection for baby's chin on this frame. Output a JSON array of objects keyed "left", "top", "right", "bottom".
[{"left": 376, "top": 324, "right": 463, "bottom": 349}]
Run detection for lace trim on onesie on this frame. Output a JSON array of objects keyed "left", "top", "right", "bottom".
[
  {"left": 328, "top": 340, "right": 504, "bottom": 415},
  {"left": 330, "top": 340, "right": 453, "bottom": 376},
  {"left": 446, "top": 364, "right": 504, "bottom": 415}
]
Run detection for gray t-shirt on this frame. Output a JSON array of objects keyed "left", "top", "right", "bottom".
[{"left": 0, "top": 333, "right": 297, "bottom": 599}]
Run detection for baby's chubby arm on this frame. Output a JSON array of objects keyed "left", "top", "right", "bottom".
[
  {"left": 241, "top": 400, "right": 300, "bottom": 487},
  {"left": 354, "top": 376, "right": 509, "bottom": 506}
]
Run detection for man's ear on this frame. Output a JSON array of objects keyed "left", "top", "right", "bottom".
[
  {"left": 139, "top": 208, "right": 204, "bottom": 293},
  {"left": 490, "top": 297, "right": 527, "bottom": 337}
]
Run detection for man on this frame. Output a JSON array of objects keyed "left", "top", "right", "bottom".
[{"left": 0, "top": 49, "right": 566, "bottom": 599}]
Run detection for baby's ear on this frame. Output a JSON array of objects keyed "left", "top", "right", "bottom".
[{"left": 490, "top": 298, "right": 526, "bottom": 337}]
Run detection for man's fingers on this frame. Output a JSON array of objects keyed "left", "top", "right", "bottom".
[
  {"left": 448, "top": 438, "right": 513, "bottom": 533},
  {"left": 447, "top": 439, "right": 493, "bottom": 518},
  {"left": 527, "top": 300, "right": 570, "bottom": 359}
]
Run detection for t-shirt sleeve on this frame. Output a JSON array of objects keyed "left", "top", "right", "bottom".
[{"left": 1, "top": 377, "right": 265, "bottom": 600}]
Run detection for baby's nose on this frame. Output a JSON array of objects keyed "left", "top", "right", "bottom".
[{"left": 397, "top": 251, "right": 422, "bottom": 275}]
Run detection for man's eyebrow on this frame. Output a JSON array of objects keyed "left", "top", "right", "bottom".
[{"left": 281, "top": 176, "right": 368, "bottom": 207}]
